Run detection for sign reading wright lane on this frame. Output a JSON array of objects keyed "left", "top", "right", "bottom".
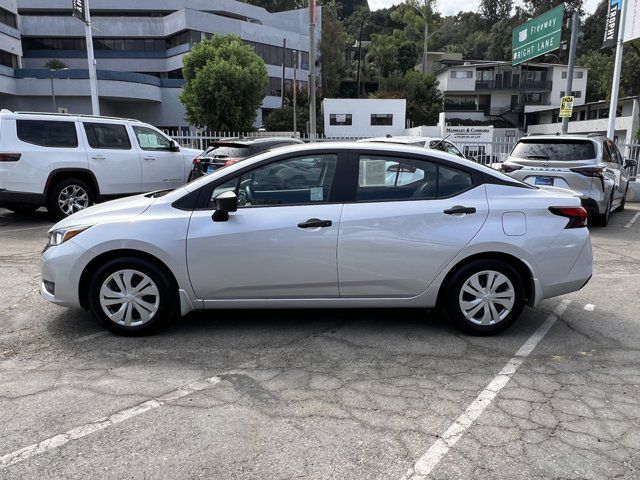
[{"left": 512, "top": 5, "right": 564, "bottom": 66}]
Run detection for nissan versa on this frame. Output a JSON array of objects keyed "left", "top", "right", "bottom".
[{"left": 41, "top": 143, "right": 593, "bottom": 336}]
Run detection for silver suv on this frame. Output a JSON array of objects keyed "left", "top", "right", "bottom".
[{"left": 502, "top": 134, "right": 637, "bottom": 226}]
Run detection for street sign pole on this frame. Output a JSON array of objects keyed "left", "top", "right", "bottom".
[
  {"left": 607, "top": 0, "right": 627, "bottom": 139},
  {"left": 308, "top": 0, "right": 316, "bottom": 139},
  {"left": 561, "top": 12, "right": 579, "bottom": 135},
  {"left": 73, "top": 0, "right": 100, "bottom": 115}
]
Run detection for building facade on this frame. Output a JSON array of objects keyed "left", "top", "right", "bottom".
[
  {"left": 0, "top": 0, "right": 320, "bottom": 129},
  {"left": 435, "top": 60, "right": 588, "bottom": 128}
]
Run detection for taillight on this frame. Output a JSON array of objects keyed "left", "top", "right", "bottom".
[
  {"left": 549, "top": 207, "right": 588, "bottom": 228},
  {"left": 0, "top": 153, "right": 21, "bottom": 162},
  {"left": 570, "top": 166, "right": 605, "bottom": 178},
  {"left": 501, "top": 163, "right": 522, "bottom": 173},
  {"left": 192, "top": 157, "right": 201, "bottom": 166},
  {"left": 224, "top": 158, "right": 240, "bottom": 167}
]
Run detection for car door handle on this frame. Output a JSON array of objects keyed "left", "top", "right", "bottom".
[
  {"left": 443, "top": 206, "right": 476, "bottom": 215},
  {"left": 143, "top": 156, "right": 156, "bottom": 161},
  {"left": 91, "top": 155, "right": 105, "bottom": 160},
  {"left": 297, "top": 218, "right": 332, "bottom": 229}
]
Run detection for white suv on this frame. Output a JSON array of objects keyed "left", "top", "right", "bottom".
[{"left": 0, "top": 110, "right": 200, "bottom": 218}]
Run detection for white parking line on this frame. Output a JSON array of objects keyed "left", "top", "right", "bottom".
[
  {"left": 0, "top": 375, "right": 221, "bottom": 470},
  {"left": 583, "top": 304, "right": 595, "bottom": 312},
  {"left": 74, "top": 331, "right": 109, "bottom": 343},
  {"left": 624, "top": 212, "right": 640, "bottom": 229},
  {"left": 0, "top": 225, "right": 52, "bottom": 234},
  {"left": 400, "top": 299, "right": 572, "bottom": 480}
]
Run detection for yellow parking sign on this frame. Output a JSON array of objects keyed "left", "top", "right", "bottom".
[{"left": 560, "top": 95, "right": 574, "bottom": 118}]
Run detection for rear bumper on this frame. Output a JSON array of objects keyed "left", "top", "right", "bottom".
[{"left": 0, "top": 189, "right": 45, "bottom": 207}]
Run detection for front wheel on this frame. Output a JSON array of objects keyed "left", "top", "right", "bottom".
[
  {"left": 441, "top": 259, "right": 525, "bottom": 335},
  {"left": 88, "top": 257, "right": 178, "bottom": 336},
  {"left": 47, "top": 178, "right": 95, "bottom": 219}
]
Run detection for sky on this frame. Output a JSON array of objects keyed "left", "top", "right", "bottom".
[{"left": 367, "top": 0, "right": 600, "bottom": 16}]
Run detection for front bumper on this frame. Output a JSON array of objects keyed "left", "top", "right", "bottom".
[{"left": 40, "top": 239, "right": 87, "bottom": 309}]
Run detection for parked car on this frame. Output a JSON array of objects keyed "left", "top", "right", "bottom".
[
  {"left": 358, "top": 136, "right": 468, "bottom": 158},
  {"left": 189, "top": 137, "right": 304, "bottom": 180},
  {"left": 41, "top": 143, "right": 592, "bottom": 336},
  {"left": 0, "top": 110, "right": 201, "bottom": 218},
  {"left": 501, "top": 134, "right": 637, "bottom": 226}
]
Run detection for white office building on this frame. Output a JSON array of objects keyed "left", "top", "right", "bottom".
[
  {"left": 322, "top": 98, "right": 406, "bottom": 138},
  {"left": 435, "top": 60, "right": 588, "bottom": 128},
  {"left": 0, "top": 0, "right": 320, "bottom": 129}
]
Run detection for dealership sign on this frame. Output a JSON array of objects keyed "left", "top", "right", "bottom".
[
  {"left": 512, "top": 5, "right": 564, "bottom": 65},
  {"left": 72, "top": 0, "right": 87, "bottom": 23},
  {"left": 444, "top": 126, "right": 493, "bottom": 143},
  {"left": 603, "top": 0, "right": 622, "bottom": 49},
  {"left": 624, "top": 0, "right": 640, "bottom": 42}
]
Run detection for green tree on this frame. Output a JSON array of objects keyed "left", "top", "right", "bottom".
[
  {"left": 44, "top": 59, "right": 68, "bottom": 71},
  {"left": 376, "top": 70, "right": 442, "bottom": 126},
  {"left": 367, "top": 33, "right": 398, "bottom": 84},
  {"left": 480, "top": 0, "right": 512, "bottom": 26},
  {"left": 320, "top": 1, "right": 348, "bottom": 97},
  {"left": 180, "top": 35, "right": 268, "bottom": 131}
]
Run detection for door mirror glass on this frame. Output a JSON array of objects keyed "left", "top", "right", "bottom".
[
  {"left": 212, "top": 191, "right": 238, "bottom": 222},
  {"left": 625, "top": 159, "right": 638, "bottom": 168}
]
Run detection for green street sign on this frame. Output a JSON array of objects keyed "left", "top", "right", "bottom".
[{"left": 512, "top": 5, "right": 564, "bottom": 65}]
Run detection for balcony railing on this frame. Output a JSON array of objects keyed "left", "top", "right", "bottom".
[{"left": 475, "top": 79, "right": 553, "bottom": 91}]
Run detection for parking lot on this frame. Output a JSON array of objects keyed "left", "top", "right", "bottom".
[{"left": 1, "top": 206, "right": 639, "bottom": 479}]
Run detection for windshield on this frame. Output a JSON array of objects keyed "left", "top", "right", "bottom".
[{"left": 511, "top": 139, "right": 596, "bottom": 161}]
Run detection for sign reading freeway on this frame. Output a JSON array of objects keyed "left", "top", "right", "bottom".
[{"left": 512, "top": 5, "right": 564, "bottom": 65}]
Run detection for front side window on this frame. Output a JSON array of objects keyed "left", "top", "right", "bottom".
[
  {"left": 16, "top": 120, "right": 78, "bottom": 148},
  {"left": 209, "top": 154, "right": 338, "bottom": 208},
  {"left": 133, "top": 126, "right": 172, "bottom": 151},
  {"left": 84, "top": 123, "right": 131, "bottom": 150}
]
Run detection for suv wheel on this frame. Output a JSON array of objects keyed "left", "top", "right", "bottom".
[
  {"left": 88, "top": 257, "right": 178, "bottom": 336},
  {"left": 616, "top": 186, "right": 628, "bottom": 212},
  {"left": 48, "top": 178, "right": 94, "bottom": 219},
  {"left": 592, "top": 193, "right": 613, "bottom": 226},
  {"left": 441, "top": 259, "right": 525, "bottom": 335}
]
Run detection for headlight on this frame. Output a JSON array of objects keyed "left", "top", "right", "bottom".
[{"left": 47, "top": 225, "right": 93, "bottom": 248}]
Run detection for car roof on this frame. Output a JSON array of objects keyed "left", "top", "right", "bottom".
[
  {"left": 209, "top": 137, "right": 303, "bottom": 147},
  {"left": 0, "top": 109, "right": 143, "bottom": 124},
  {"left": 520, "top": 134, "right": 606, "bottom": 142},
  {"left": 357, "top": 136, "right": 446, "bottom": 144}
]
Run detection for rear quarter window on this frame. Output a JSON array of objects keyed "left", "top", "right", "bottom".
[
  {"left": 511, "top": 139, "right": 596, "bottom": 161},
  {"left": 16, "top": 120, "right": 78, "bottom": 148}
]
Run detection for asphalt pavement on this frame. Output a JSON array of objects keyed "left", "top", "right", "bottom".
[{"left": 0, "top": 206, "right": 639, "bottom": 479}]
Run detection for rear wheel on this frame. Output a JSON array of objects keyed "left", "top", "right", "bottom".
[
  {"left": 47, "top": 178, "right": 94, "bottom": 219},
  {"left": 441, "top": 259, "right": 525, "bottom": 335},
  {"left": 616, "top": 186, "right": 628, "bottom": 212},
  {"left": 88, "top": 257, "right": 178, "bottom": 336},
  {"left": 592, "top": 193, "right": 613, "bottom": 226}
]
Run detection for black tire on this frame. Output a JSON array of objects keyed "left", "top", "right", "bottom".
[
  {"left": 6, "top": 204, "right": 38, "bottom": 215},
  {"left": 615, "top": 186, "right": 628, "bottom": 212},
  {"left": 441, "top": 259, "right": 525, "bottom": 335},
  {"left": 591, "top": 193, "right": 613, "bottom": 226},
  {"left": 87, "top": 257, "right": 178, "bottom": 336},
  {"left": 47, "top": 178, "right": 95, "bottom": 220}
]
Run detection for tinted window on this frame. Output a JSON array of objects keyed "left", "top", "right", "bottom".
[
  {"left": 607, "top": 141, "right": 624, "bottom": 164},
  {"left": 16, "top": 120, "right": 78, "bottom": 148},
  {"left": 209, "top": 155, "right": 338, "bottom": 208},
  {"left": 511, "top": 140, "right": 596, "bottom": 161},
  {"left": 357, "top": 156, "right": 438, "bottom": 201},
  {"left": 370, "top": 114, "right": 393, "bottom": 126},
  {"left": 132, "top": 126, "right": 172, "bottom": 151},
  {"left": 438, "top": 165, "right": 473, "bottom": 197},
  {"left": 83, "top": 123, "right": 131, "bottom": 150},
  {"left": 202, "top": 145, "right": 253, "bottom": 159}
]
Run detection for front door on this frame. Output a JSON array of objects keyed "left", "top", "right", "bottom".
[
  {"left": 338, "top": 153, "right": 489, "bottom": 297},
  {"left": 186, "top": 153, "right": 342, "bottom": 299},
  {"left": 82, "top": 121, "right": 141, "bottom": 195},
  {"left": 131, "top": 125, "right": 185, "bottom": 192}
]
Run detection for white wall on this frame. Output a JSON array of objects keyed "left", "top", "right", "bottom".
[
  {"left": 322, "top": 98, "right": 406, "bottom": 138},
  {"left": 549, "top": 66, "right": 588, "bottom": 106}
]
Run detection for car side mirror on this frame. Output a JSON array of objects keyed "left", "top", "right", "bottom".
[
  {"left": 624, "top": 159, "right": 637, "bottom": 168},
  {"left": 212, "top": 191, "right": 238, "bottom": 222},
  {"left": 169, "top": 140, "right": 180, "bottom": 152}
]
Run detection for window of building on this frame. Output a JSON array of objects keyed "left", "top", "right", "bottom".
[
  {"left": 371, "top": 114, "right": 393, "bottom": 126},
  {"left": 329, "top": 114, "right": 352, "bottom": 126},
  {"left": 444, "top": 96, "right": 477, "bottom": 110},
  {"left": 579, "top": 110, "right": 586, "bottom": 121},
  {"left": 17, "top": 120, "right": 78, "bottom": 148},
  {"left": 0, "top": 50, "right": 17, "bottom": 68},
  {"left": 166, "top": 31, "right": 193, "bottom": 49},
  {"left": 598, "top": 109, "right": 609, "bottom": 119},
  {"left": 0, "top": 7, "right": 17, "bottom": 29},
  {"left": 561, "top": 71, "right": 584, "bottom": 79},
  {"left": 559, "top": 90, "right": 581, "bottom": 98},
  {"left": 450, "top": 70, "right": 473, "bottom": 79},
  {"left": 477, "top": 70, "right": 493, "bottom": 81},
  {"left": 83, "top": 123, "right": 132, "bottom": 150}
]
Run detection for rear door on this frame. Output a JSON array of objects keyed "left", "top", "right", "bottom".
[
  {"left": 337, "top": 152, "right": 489, "bottom": 297},
  {"left": 131, "top": 125, "right": 186, "bottom": 192},
  {"left": 83, "top": 121, "right": 141, "bottom": 195}
]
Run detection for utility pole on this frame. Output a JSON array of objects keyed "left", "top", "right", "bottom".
[
  {"left": 607, "top": 0, "right": 627, "bottom": 139},
  {"left": 293, "top": 50, "right": 298, "bottom": 134},
  {"left": 561, "top": 12, "right": 579, "bottom": 135},
  {"left": 308, "top": 0, "right": 316, "bottom": 139},
  {"left": 421, "top": 12, "right": 428, "bottom": 74},
  {"left": 281, "top": 38, "right": 286, "bottom": 108},
  {"left": 356, "top": 20, "right": 364, "bottom": 98}
]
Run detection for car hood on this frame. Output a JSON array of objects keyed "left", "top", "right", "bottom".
[{"left": 50, "top": 193, "right": 157, "bottom": 231}]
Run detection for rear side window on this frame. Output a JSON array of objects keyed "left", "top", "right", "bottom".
[
  {"left": 83, "top": 123, "right": 131, "bottom": 150},
  {"left": 203, "top": 145, "right": 252, "bottom": 159},
  {"left": 17, "top": 120, "right": 78, "bottom": 148},
  {"left": 511, "top": 139, "right": 596, "bottom": 161}
]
